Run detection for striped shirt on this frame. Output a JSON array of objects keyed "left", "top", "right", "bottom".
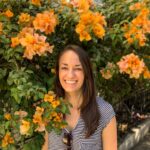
[{"left": 48, "top": 97, "right": 116, "bottom": 150}]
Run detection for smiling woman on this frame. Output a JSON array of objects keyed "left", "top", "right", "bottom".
[
  {"left": 59, "top": 50, "right": 84, "bottom": 96},
  {"left": 43, "top": 45, "right": 117, "bottom": 150}
]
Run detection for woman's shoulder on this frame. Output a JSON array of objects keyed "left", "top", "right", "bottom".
[
  {"left": 96, "top": 97, "right": 114, "bottom": 110},
  {"left": 96, "top": 97, "right": 116, "bottom": 129}
]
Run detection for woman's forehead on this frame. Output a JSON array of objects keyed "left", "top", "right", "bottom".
[{"left": 59, "top": 50, "right": 82, "bottom": 65}]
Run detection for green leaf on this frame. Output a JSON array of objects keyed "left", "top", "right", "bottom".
[{"left": 0, "top": 68, "right": 7, "bottom": 80}]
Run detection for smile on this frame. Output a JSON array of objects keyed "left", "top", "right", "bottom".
[{"left": 65, "top": 80, "right": 77, "bottom": 84}]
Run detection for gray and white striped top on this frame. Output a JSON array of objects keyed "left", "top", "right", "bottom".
[{"left": 48, "top": 97, "right": 116, "bottom": 150}]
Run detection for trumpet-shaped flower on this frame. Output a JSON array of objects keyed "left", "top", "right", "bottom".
[
  {"left": 33, "top": 113, "right": 42, "bottom": 124},
  {"left": 20, "top": 120, "right": 30, "bottom": 135},
  {"left": 51, "top": 100, "right": 60, "bottom": 109},
  {"left": 143, "top": 66, "right": 150, "bottom": 79},
  {"left": 4, "top": 9, "right": 14, "bottom": 18},
  {"left": 44, "top": 94, "right": 54, "bottom": 103},
  {"left": 4, "top": 113, "right": 11, "bottom": 120},
  {"left": 100, "top": 62, "right": 117, "bottom": 79},
  {"left": 2, "top": 133, "right": 14, "bottom": 148},
  {"left": 129, "top": 2, "right": 145, "bottom": 10},
  {"left": 11, "top": 37, "right": 20, "bottom": 48},
  {"left": 18, "top": 13, "right": 31, "bottom": 24},
  {"left": 70, "top": 0, "right": 93, "bottom": 12},
  {"left": 93, "top": 24, "right": 105, "bottom": 39}
]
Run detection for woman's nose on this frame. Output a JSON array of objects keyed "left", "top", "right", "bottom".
[{"left": 67, "top": 69, "right": 75, "bottom": 77}]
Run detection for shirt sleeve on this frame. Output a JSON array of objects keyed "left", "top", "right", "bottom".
[{"left": 96, "top": 97, "right": 116, "bottom": 130}]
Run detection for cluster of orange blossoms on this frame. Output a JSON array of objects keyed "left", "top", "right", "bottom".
[
  {"left": 33, "top": 10, "right": 58, "bottom": 35},
  {"left": 10, "top": 10, "right": 58, "bottom": 60},
  {"left": 117, "top": 53, "right": 150, "bottom": 79},
  {"left": 76, "top": 11, "right": 106, "bottom": 41},
  {"left": 44, "top": 91, "right": 60, "bottom": 109},
  {"left": 1, "top": 133, "right": 14, "bottom": 148},
  {"left": 100, "top": 62, "right": 117, "bottom": 79},
  {"left": 124, "top": 2, "right": 150, "bottom": 46},
  {"left": 33, "top": 106, "right": 46, "bottom": 132},
  {"left": 11, "top": 27, "right": 53, "bottom": 60},
  {"left": 44, "top": 91, "right": 63, "bottom": 123}
]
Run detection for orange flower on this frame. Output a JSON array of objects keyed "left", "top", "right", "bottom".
[
  {"left": 35, "top": 106, "right": 44, "bottom": 115},
  {"left": 4, "top": 113, "right": 11, "bottom": 120},
  {"left": 70, "top": 0, "right": 93, "bottom": 12},
  {"left": 51, "top": 100, "right": 60, "bottom": 109},
  {"left": 33, "top": 10, "right": 58, "bottom": 34},
  {"left": 18, "top": 27, "right": 34, "bottom": 38},
  {"left": 44, "top": 94, "right": 54, "bottom": 103},
  {"left": 53, "top": 113, "right": 62, "bottom": 122},
  {"left": 143, "top": 66, "right": 150, "bottom": 79},
  {"left": 4, "top": 9, "right": 14, "bottom": 18},
  {"left": 2, "top": 132, "right": 14, "bottom": 148},
  {"left": 31, "top": 0, "right": 41, "bottom": 6},
  {"left": 20, "top": 120, "right": 30, "bottom": 135},
  {"left": 129, "top": 2, "right": 145, "bottom": 11},
  {"left": 117, "top": 53, "right": 145, "bottom": 79},
  {"left": 93, "top": 24, "right": 105, "bottom": 39},
  {"left": 100, "top": 69, "right": 112, "bottom": 79},
  {"left": 80, "top": 30, "right": 91, "bottom": 41},
  {"left": 33, "top": 113, "right": 42, "bottom": 124},
  {"left": 93, "top": 12, "right": 106, "bottom": 26},
  {"left": 20, "top": 33, "right": 36, "bottom": 47},
  {"left": 11, "top": 37, "right": 20, "bottom": 48},
  {"left": 100, "top": 62, "right": 116, "bottom": 79},
  {"left": 0, "top": 22, "right": 3, "bottom": 34},
  {"left": 50, "top": 112, "right": 62, "bottom": 122},
  {"left": 78, "top": 0, "right": 90, "bottom": 13},
  {"left": 18, "top": 13, "right": 31, "bottom": 24}
]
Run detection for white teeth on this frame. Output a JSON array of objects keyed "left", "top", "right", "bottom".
[{"left": 65, "top": 80, "right": 76, "bottom": 84}]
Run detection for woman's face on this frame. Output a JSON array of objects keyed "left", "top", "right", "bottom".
[{"left": 59, "top": 50, "right": 84, "bottom": 95}]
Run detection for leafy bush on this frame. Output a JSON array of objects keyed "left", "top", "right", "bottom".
[{"left": 0, "top": 0, "right": 149, "bottom": 149}]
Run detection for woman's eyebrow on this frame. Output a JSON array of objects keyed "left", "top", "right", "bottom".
[
  {"left": 75, "top": 64, "right": 82, "bottom": 67},
  {"left": 61, "top": 63, "right": 68, "bottom": 66}
]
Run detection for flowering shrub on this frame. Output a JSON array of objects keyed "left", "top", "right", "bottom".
[{"left": 0, "top": 0, "right": 150, "bottom": 149}]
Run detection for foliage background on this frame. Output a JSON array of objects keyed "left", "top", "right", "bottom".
[{"left": 0, "top": 0, "right": 149, "bottom": 149}]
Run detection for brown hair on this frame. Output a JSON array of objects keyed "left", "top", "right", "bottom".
[{"left": 54, "top": 44, "right": 100, "bottom": 137}]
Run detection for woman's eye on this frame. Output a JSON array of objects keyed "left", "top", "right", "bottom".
[
  {"left": 61, "top": 67, "right": 68, "bottom": 70},
  {"left": 75, "top": 68, "right": 82, "bottom": 71}
]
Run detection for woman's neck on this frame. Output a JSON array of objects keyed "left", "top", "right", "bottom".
[{"left": 65, "top": 92, "right": 83, "bottom": 109}]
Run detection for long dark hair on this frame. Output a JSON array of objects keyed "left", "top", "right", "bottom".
[{"left": 55, "top": 45, "right": 100, "bottom": 137}]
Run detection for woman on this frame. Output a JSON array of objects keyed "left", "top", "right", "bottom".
[{"left": 43, "top": 45, "right": 117, "bottom": 150}]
